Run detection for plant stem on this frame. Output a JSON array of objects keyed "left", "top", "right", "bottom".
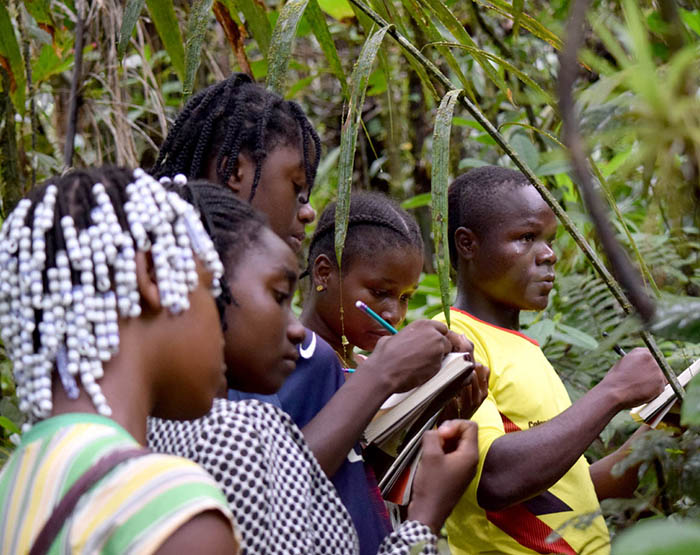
[{"left": 347, "top": 0, "right": 683, "bottom": 398}]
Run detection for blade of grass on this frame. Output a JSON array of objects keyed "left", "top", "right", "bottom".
[
  {"left": 183, "top": 0, "right": 213, "bottom": 97},
  {"left": 335, "top": 24, "right": 390, "bottom": 266},
  {"left": 146, "top": 0, "right": 186, "bottom": 81},
  {"left": 118, "top": 0, "right": 146, "bottom": 59},
  {"left": 431, "top": 89, "right": 462, "bottom": 326},
  {"left": 266, "top": 0, "right": 309, "bottom": 95},
  {"left": 305, "top": 0, "right": 348, "bottom": 97}
]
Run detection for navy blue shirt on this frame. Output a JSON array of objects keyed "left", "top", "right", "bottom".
[{"left": 230, "top": 329, "right": 391, "bottom": 555}]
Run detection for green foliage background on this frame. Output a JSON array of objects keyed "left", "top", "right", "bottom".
[{"left": 0, "top": 0, "right": 699, "bottom": 550}]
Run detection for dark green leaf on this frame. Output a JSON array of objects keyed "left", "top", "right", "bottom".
[
  {"left": 0, "top": 3, "right": 26, "bottom": 113},
  {"left": 266, "top": 0, "right": 309, "bottom": 96},
  {"left": 431, "top": 89, "right": 461, "bottom": 326},
  {"left": 335, "top": 24, "right": 389, "bottom": 267},
  {"left": 0, "top": 415, "right": 20, "bottom": 435},
  {"left": 146, "top": 0, "right": 186, "bottom": 81},
  {"left": 23, "top": 0, "right": 53, "bottom": 25},
  {"left": 227, "top": 0, "right": 272, "bottom": 55},
  {"left": 509, "top": 132, "right": 540, "bottom": 171},
  {"left": 118, "top": 0, "right": 146, "bottom": 59},
  {"left": 304, "top": 0, "right": 348, "bottom": 97}
]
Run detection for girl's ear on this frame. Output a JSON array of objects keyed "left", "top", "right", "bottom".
[
  {"left": 134, "top": 251, "right": 162, "bottom": 313},
  {"left": 223, "top": 153, "right": 254, "bottom": 198},
  {"left": 454, "top": 227, "right": 478, "bottom": 261},
  {"left": 311, "top": 254, "right": 336, "bottom": 291},
  {"left": 205, "top": 152, "right": 254, "bottom": 197}
]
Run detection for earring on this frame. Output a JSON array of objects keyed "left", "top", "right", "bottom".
[{"left": 316, "top": 284, "right": 325, "bottom": 292}]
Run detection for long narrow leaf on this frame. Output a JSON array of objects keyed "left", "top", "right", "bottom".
[
  {"left": 118, "top": 0, "right": 146, "bottom": 59},
  {"left": 418, "top": 0, "right": 507, "bottom": 98},
  {"left": 399, "top": 0, "right": 475, "bottom": 100},
  {"left": 431, "top": 89, "right": 462, "bottom": 326},
  {"left": 335, "top": 25, "right": 389, "bottom": 267},
  {"left": 228, "top": 0, "right": 271, "bottom": 55},
  {"left": 0, "top": 3, "right": 25, "bottom": 113},
  {"left": 512, "top": 0, "right": 523, "bottom": 36},
  {"left": 183, "top": 0, "right": 214, "bottom": 97},
  {"left": 427, "top": 41, "right": 554, "bottom": 106},
  {"left": 305, "top": 0, "right": 347, "bottom": 98},
  {"left": 146, "top": 0, "right": 186, "bottom": 81},
  {"left": 368, "top": 0, "right": 437, "bottom": 100},
  {"left": 266, "top": 0, "right": 309, "bottom": 95},
  {"left": 472, "top": 0, "right": 562, "bottom": 50}
]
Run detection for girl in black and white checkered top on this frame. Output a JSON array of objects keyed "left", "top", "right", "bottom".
[{"left": 148, "top": 182, "right": 479, "bottom": 554}]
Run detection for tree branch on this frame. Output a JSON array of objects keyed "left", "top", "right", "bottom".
[{"left": 64, "top": 0, "right": 86, "bottom": 169}]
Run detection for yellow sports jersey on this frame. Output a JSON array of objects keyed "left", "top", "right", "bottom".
[{"left": 435, "top": 308, "right": 610, "bottom": 555}]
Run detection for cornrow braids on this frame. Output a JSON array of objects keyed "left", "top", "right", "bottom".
[
  {"left": 152, "top": 74, "right": 321, "bottom": 202},
  {"left": 0, "top": 167, "right": 224, "bottom": 429},
  {"left": 165, "top": 179, "right": 267, "bottom": 329},
  {"left": 447, "top": 166, "right": 529, "bottom": 269},
  {"left": 307, "top": 192, "right": 423, "bottom": 274}
]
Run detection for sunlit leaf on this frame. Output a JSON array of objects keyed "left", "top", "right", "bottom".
[
  {"left": 336, "top": 24, "right": 389, "bottom": 266},
  {"left": 267, "top": 0, "right": 309, "bottom": 95},
  {"left": 401, "top": 193, "right": 431, "bottom": 210},
  {"left": 431, "top": 89, "right": 462, "bottom": 326},
  {"left": 318, "top": 0, "right": 354, "bottom": 20}
]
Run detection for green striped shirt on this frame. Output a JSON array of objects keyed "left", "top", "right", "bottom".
[{"left": 0, "top": 413, "right": 236, "bottom": 554}]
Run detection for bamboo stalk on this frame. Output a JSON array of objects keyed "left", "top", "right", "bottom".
[{"left": 347, "top": 0, "right": 683, "bottom": 397}]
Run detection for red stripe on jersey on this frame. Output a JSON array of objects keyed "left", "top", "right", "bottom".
[
  {"left": 486, "top": 504, "right": 577, "bottom": 555},
  {"left": 500, "top": 412, "right": 521, "bottom": 433}
]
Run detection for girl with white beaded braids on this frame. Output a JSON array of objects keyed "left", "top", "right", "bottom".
[
  {"left": 0, "top": 167, "right": 239, "bottom": 555},
  {"left": 0, "top": 167, "right": 223, "bottom": 427}
]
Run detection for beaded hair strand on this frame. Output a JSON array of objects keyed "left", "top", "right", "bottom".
[{"left": 0, "top": 167, "right": 224, "bottom": 429}]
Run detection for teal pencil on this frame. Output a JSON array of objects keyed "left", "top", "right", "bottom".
[{"left": 354, "top": 300, "right": 398, "bottom": 335}]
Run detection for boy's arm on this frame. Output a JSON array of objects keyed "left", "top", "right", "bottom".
[
  {"left": 477, "top": 349, "right": 664, "bottom": 511},
  {"left": 589, "top": 425, "right": 650, "bottom": 500},
  {"left": 301, "top": 320, "right": 472, "bottom": 476}
]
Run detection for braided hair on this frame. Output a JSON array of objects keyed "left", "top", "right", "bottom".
[
  {"left": 307, "top": 192, "right": 423, "bottom": 274},
  {"left": 448, "top": 166, "right": 529, "bottom": 269},
  {"left": 0, "top": 167, "right": 223, "bottom": 427},
  {"left": 152, "top": 73, "right": 321, "bottom": 201},
  {"left": 168, "top": 180, "right": 267, "bottom": 328}
]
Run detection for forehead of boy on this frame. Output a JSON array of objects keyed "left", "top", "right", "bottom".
[{"left": 486, "top": 185, "right": 555, "bottom": 231}]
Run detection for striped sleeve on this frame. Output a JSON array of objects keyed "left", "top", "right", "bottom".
[{"left": 69, "top": 453, "right": 237, "bottom": 554}]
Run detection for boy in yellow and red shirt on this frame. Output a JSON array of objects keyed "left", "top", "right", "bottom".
[{"left": 435, "top": 166, "right": 666, "bottom": 554}]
